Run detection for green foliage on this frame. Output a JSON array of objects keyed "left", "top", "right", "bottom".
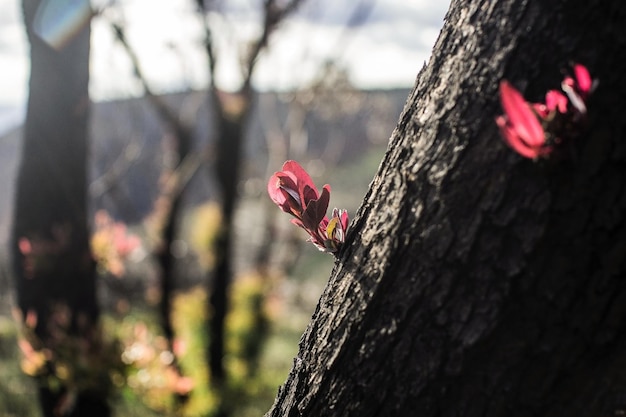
[
  {"left": 103, "top": 275, "right": 296, "bottom": 417},
  {"left": 170, "top": 274, "right": 294, "bottom": 417},
  {"left": 0, "top": 316, "right": 41, "bottom": 417},
  {"left": 171, "top": 287, "right": 217, "bottom": 416},
  {"left": 108, "top": 315, "right": 179, "bottom": 412},
  {"left": 13, "top": 305, "right": 122, "bottom": 408},
  {"left": 188, "top": 202, "right": 222, "bottom": 271},
  {"left": 222, "top": 272, "right": 275, "bottom": 416}
]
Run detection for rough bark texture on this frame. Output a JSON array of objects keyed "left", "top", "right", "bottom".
[
  {"left": 12, "top": 1, "right": 109, "bottom": 416},
  {"left": 266, "top": 0, "right": 626, "bottom": 416}
]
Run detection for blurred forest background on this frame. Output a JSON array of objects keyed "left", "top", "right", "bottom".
[{"left": 0, "top": 0, "right": 448, "bottom": 416}]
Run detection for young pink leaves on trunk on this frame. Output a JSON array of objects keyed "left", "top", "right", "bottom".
[
  {"left": 496, "top": 63, "right": 594, "bottom": 159},
  {"left": 496, "top": 81, "right": 551, "bottom": 159},
  {"left": 268, "top": 160, "right": 349, "bottom": 254}
]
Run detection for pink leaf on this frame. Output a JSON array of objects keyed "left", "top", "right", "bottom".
[
  {"left": 499, "top": 81, "right": 545, "bottom": 147},
  {"left": 302, "top": 185, "right": 330, "bottom": 231},
  {"left": 545, "top": 90, "right": 568, "bottom": 113},
  {"left": 282, "top": 160, "right": 319, "bottom": 203},
  {"left": 496, "top": 116, "right": 550, "bottom": 159},
  {"left": 267, "top": 172, "right": 301, "bottom": 215},
  {"left": 573, "top": 64, "right": 592, "bottom": 95}
]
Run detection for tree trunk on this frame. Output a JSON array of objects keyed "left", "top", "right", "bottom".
[
  {"left": 266, "top": 0, "right": 626, "bottom": 416},
  {"left": 208, "top": 91, "right": 250, "bottom": 384},
  {"left": 12, "top": 1, "right": 110, "bottom": 416},
  {"left": 201, "top": 2, "right": 303, "bottom": 391}
]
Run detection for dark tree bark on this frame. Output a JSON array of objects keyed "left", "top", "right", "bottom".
[
  {"left": 266, "top": 1, "right": 626, "bottom": 416},
  {"left": 12, "top": 1, "right": 109, "bottom": 416}
]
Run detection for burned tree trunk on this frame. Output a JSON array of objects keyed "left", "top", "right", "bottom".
[
  {"left": 199, "top": 0, "right": 304, "bottom": 390},
  {"left": 209, "top": 96, "right": 250, "bottom": 382},
  {"left": 267, "top": 0, "right": 626, "bottom": 416},
  {"left": 12, "top": 1, "right": 110, "bottom": 416}
]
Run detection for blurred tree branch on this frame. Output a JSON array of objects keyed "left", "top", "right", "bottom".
[{"left": 108, "top": 19, "right": 196, "bottom": 409}]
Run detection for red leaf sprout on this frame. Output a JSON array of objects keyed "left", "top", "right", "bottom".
[
  {"left": 496, "top": 63, "right": 594, "bottom": 159},
  {"left": 496, "top": 80, "right": 551, "bottom": 159},
  {"left": 268, "top": 160, "right": 349, "bottom": 253}
]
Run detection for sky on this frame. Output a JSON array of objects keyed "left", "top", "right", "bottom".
[{"left": 0, "top": 0, "right": 450, "bottom": 130}]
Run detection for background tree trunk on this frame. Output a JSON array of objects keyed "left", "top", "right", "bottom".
[
  {"left": 201, "top": 0, "right": 303, "bottom": 394},
  {"left": 266, "top": 0, "right": 626, "bottom": 416},
  {"left": 12, "top": 1, "right": 109, "bottom": 416},
  {"left": 209, "top": 96, "right": 250, "bottom": 383}
]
